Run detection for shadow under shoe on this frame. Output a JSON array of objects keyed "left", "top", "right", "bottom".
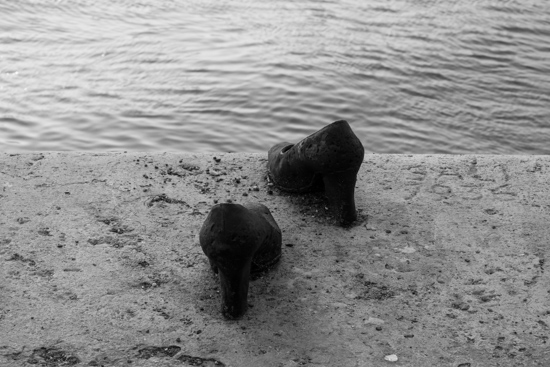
[
  {"left": 267, "top": 119, "right": 365, "bottom": 225},
  {"left": 199, "top": 202, "right": 282, "bottom": 319}
]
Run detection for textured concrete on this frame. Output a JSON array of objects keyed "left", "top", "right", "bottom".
[{"left": 0, "top": 152, "right": 549, "bottom": 367}]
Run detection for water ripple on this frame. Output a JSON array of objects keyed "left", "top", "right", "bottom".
[{"left": 1, "top": 0, "right": 549, "bottom": 154}]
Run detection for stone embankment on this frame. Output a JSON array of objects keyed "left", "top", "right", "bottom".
[{"left": 1, "top": 152, "right": 549, "bottom": 366}]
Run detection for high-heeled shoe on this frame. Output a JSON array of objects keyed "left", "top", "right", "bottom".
[
  {"left": 199, "top": 202, "right": 282, "bottom": 319},
  {"left": 268, "top": 119, "right": 364, "bottom": 225}
]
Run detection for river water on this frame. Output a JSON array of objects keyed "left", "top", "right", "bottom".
[{"left": 1, "top": 0, "right": 549, "bottom": 154}]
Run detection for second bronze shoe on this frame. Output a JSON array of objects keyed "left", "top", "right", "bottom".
[
  {"left": 268, "top": 119, "right": 364, "bottom": 225},
  {"left": 199, "top": 202, "right": 282, "bottom": 319}
]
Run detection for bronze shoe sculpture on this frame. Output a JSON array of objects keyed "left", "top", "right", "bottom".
[
  {"left": 199, "top": 202, "right": 282, "bottom": 319},
  {"left": 268, "top": 119, "right": 364, "bottom": 225}
]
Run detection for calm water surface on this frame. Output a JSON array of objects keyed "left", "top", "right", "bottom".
[{"left": 1, "top": 0, "right": 549, "bottom": 154}]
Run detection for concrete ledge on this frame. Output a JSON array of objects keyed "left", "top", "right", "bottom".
[{"left": 1, "top": 152, "right": 549, "bottom": 367}]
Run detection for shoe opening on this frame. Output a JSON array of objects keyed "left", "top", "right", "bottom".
[{"left": 281, "top": 144, "right": 294, "bottom": 154}]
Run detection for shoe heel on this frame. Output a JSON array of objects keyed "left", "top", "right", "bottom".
[
  {"left": 323, "top": 169, "right": 359, "bottom": 225},
  {"left": 217, "top": 259, "right": 252, "bottom": 319}
]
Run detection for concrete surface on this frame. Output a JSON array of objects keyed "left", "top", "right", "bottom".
[{"left": 0, "top": 152, "right": 549, "bottom": 367}]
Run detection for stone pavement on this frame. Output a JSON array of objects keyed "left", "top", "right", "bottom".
[{"left": 0, "top": 152, "right": 549, "bottom": 366}]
